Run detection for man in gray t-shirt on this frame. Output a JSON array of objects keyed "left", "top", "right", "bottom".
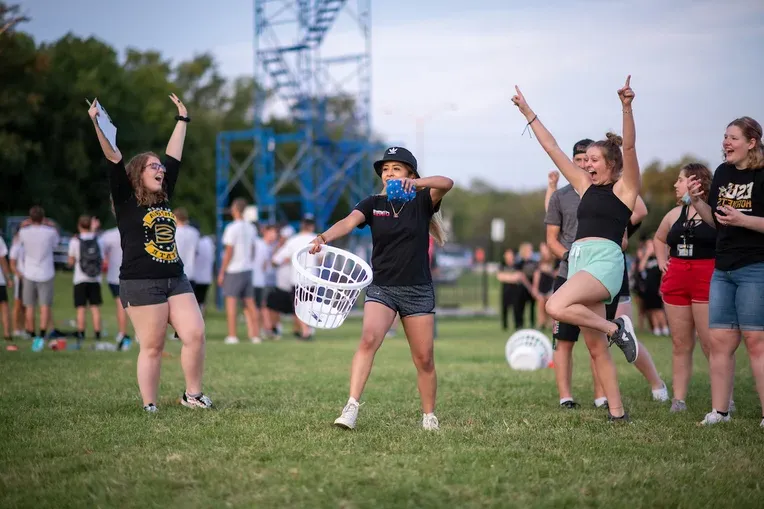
[{"left": 544, "top": 184, "right": 579, "bottom": 279}]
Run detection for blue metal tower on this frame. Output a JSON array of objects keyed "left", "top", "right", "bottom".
[{"left": 214, "top": 0, "right": 381, "bottom": 308}]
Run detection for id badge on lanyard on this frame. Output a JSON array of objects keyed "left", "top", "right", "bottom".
[{"left": 678, "top": 235, "right": 693, "bottom": 257}]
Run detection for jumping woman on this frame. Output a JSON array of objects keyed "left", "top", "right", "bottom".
[
  {"left": 512, "top": 76, "right": 640, "bottom": 422},
  {"left": 309, "top": 146, "right": 453, "bottom": 430},
  {"left": 687, "top": 116, "right": 764, "bottom": 427},
  {"left": 88, "top": 95, "right": 212, "bottom": 412}
]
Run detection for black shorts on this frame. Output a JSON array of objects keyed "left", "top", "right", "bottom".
[
  {"left": 0, "top": 285, "right": 7, "bottom": 304},
  {"left": 552, "top": 276, "right": 622, "bottom": 344},
  {"left": 119, "top": 274, "right": 194, "bottom": 308},
  {"left": 267, "top": 287, "right": 294, "bottom": 315},
  {"left": 108, "top": 283, "right": 120, "bottom": 299},
  {"left": 74, "top": 282, "right": 103, "bottom": 307},
  {"left": 364, "top": 283, "right": 435, "bottom": 318},
  {"left": 193, "top": 283, "right": 210, "bottom": 305}
]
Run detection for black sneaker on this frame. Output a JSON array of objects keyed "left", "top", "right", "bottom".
[
  {"left": 181, "top": 392, "right": 213, "bottom": 409},
  {"left": 560, "top": 400, "right": 580, "bottom": 409},
  {"left": 608, "top": 411, "right": 630, "bottom": 423},
  {"left": 608, "top": 315, "right": 639, "bottom": 363}
]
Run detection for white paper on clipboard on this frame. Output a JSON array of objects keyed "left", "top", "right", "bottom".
[{"left": 95, "top": 101, "right": 118, "bottom": 150}]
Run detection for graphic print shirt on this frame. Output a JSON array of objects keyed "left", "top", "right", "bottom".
[
  {"left": 708, "top": 162, "right": 764, "bottom": 271},
  {"left": 108, "top": 155, "right": 184, "bottom": 280}
]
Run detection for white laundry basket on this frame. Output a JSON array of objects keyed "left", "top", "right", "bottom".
[
  {"left": 505, "top": 329, "right": 554, "bottom": 371},
  {"left": 291, "top": 245, "right": 373, "bottom": 329}
]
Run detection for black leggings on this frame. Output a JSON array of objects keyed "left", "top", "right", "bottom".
[{"left": 501, "top": 284, "right": 535, "bottom": 330}]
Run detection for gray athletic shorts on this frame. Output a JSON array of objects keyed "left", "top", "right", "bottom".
[
  {"left": 223, "top": 270, "right": 254, "bottom": 300},
  {"left": 364, "top": 283, "right": 435, "bottom": 318},
  {"left": 22, "top": 277, "right": 54, "bottom": 307},
  {"left": 119, "top": 274, "right": 194, "bottom": 308}
]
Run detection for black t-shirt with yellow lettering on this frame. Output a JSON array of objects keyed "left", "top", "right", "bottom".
[
  {"left": 708, "top": 162, "right": 764, "bottom": 271},
  {"left": 108, "top": 155, "right": 184, "bottom": 280},
  {"left": 354, "top": 189, "right": 440, "bottom": 286}
]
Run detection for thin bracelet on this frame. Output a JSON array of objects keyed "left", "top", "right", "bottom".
[
  {"left": 522, "top": 115, "right": 538, "bottom": 138},
  {"left": 623, "top": 109, "right": 633, "bottom": 114},
  {"left": 317, "top": 233, "right": 327, "bottom": 244}
]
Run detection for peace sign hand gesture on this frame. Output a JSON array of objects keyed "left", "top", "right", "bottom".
[
  {"left": 617, "top": 75, "right": 635, "bottom": 106},
  {"left": 169, "top": 93, "right": 188, "bottom": 117}
]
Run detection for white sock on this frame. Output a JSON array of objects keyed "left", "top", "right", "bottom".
[
  {"left": 347, "top": 397, "right": 358, "bottom": 406},
  {"left": 560, "top": 397, "right": 574, "bottom": 405},
  {"left": 423, "top": 412, "right": 435, "bottom": 418},
  {"left": 594, "top": 397, "right": 608, "bottom": 408},
  {"left": 662, "top": 326, "right": 670, "bottom": 336},
  {"left": 653, "top": 328, "right": 660, "bottom": 336}
]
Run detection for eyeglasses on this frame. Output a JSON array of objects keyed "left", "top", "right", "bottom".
[{"left": 143, "top": 162, "right": 166, "bottom": 172}]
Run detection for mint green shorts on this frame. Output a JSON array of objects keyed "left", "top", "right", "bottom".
[{"left": 568, "top": 239, "right": 625, "bottom": 304}]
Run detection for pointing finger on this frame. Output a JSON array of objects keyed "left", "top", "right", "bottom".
[{"left": 625, "top": 75, "right": 631, "bottom": 88}]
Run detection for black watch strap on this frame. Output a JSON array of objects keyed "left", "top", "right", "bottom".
[{"left": 175, "top": 115, "right": 191, "bottom": 123}]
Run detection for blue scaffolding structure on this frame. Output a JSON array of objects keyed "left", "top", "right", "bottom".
[{"left": 215, "top": 0, "right": 382, "bottom": 308}]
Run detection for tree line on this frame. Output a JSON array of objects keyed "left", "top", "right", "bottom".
[{"left": 0, "top": 3, "right": 706, "bottom": 258}]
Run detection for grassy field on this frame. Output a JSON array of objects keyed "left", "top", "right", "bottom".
[{"left": 1, "top": 273, "right": 763, "bottom": 508}]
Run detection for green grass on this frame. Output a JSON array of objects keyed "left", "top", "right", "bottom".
[{"left": 1, "top": 273, "right": 763, "bottom": 508}]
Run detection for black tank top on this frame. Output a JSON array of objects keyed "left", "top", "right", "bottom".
[
  {"left": 575, "top": 184, "right": 633, "bottom": 245},
  {"left": 666, "top": 205, "right": 716, "bottom": 259}
]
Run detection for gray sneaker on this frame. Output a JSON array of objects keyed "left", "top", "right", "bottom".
[
  {"left": 608, "top": 315, "right": 639, "bottom": 363},
  {"left": 670, "top": 399, "right": 687, "bottom": 413}
]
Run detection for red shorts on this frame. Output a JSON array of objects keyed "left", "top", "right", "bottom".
[{"left": 660, "top": 257, "right": 714, "bottom": 306}]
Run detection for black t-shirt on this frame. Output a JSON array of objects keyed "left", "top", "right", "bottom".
[
  {"left": 666, "top": 205, "right": 716, "bottom": 259},
  {"left": 109, "top": 155, "right": 184, "bottom": 280},
  {"left": 354, "top": 189, "right": 441, "bottom": 286},
  {"left": 707, "top": 163, "right": 764, "bottom": 270}
]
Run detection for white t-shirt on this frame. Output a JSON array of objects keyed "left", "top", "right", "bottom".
[
  {"left": 100, "top": 227, "right": 122, "bottom": 285},
  {"left": 221, "top": 220, "right": 257, "bottom": 274},
  {"left": 272, "top": 231, "right": 316, "bottom": 290},
  {"left": 9, "top": 240, "right": 24, "bottom": 278},
  {"left": 194, "top": 236, "right": 215, "bottom": 285},
  {"left": 0, "top": 238, "right": 8, "bottom": 286},
  {"left": 18, "top": 224, "right": 59, "bottom": 282},
  {"left": 175, "top": 224, "right": 200, "bottom": 279},
  {"left": 68, "top": 233, "right": 104, "bottom": 284},
  {"left": 251, "top": 237, "right": 270, "bottom": 288}
]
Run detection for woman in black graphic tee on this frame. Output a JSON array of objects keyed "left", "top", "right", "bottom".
[
  {"left": 688, "top": 116, "right": 764, "bottom": 427},
  {"left": 309, "top": 146, "right": 453, "bottom": 431},
  {"left": 88, "top": 95, "right": 212, "bottom": 413}
]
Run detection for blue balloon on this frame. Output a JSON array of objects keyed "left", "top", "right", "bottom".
[{"left": 386, "top": 179, "right": 416, "bottom": 203}]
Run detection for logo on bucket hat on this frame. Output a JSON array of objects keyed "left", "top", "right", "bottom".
[{"left": 374, "top": 147, "right": 419, "bottom": 178}]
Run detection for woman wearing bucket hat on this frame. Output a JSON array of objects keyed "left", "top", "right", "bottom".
[
  {"left": 309, "top": 146, "right": 453, "bottom": 431},
  {"left": 512, "top": 76, "right": 640, "bottom": 422}
]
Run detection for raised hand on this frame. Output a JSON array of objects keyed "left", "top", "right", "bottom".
[
  {"left": 686, "top": 175, "right": 704, "bottom": 203},
  {"left": 548, "top": 170, "right": 559, "bottom": 188},
  {"left": 617, "top": 75, "right": 635, "bottom": 107},
  {"left": 169, "top": 93, "right": 188, "bottom": 117},
  {"left": 88, "top": 98, "right": 99, "bottom": 121},
  {"left": 511, "top": 85, "right": 533, "bottom": 117}
]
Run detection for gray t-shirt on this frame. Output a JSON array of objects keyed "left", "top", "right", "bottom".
[{"left": 544, "top": 184, "right": 580, "bottom": 278}]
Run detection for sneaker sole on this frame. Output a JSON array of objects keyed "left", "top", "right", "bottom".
[
  {"left": 619, "top": 315, "right": 639, "bottom": 363},
  {"left": 180, "top": 399, "right": 212, "bottom": 409},
  {"left": 333, "top": 419, "right": 355, "bottom": 430}
]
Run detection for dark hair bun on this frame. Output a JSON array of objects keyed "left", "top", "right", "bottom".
[{"left": 605, "top": 132, "right": 623, "bottom": 147}]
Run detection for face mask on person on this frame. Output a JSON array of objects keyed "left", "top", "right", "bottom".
[{"left": 681, "top": 192, "right": 691, "bottom": 205}]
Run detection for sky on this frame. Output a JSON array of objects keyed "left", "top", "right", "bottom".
[{"left": 20, "top": 0, "right": 764, "bottom": 191}]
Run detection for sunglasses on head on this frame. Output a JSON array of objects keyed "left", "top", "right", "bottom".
[{"left": 143, "top": 162, "right": 166, "bottom": 172}]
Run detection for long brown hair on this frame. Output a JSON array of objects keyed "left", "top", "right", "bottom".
[
  {"left": 379, "top": 164, "right": 448, "bottom": 246},
  {"left": 125, "top": 151, "right": 167, "bottom": 206},
  {"left": 727, "top": 116, "right": 764, "bottom": 169}
]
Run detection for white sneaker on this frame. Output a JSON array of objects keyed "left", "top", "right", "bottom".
[
  {"left": 701, "top": 410, "right": 731, "bottom": 426},
  {"left": 250, "top": 336, "right": 262, "bottom": 344},
  {"left": 652, "top": 383, "right": 669, "bottom": 402},
  {"left": 334, "top": 401, "right": 359, "bottom": 429},
  {"left": 422, "top": 413, "right": 440, "bottom": 431},
  {"left": 224, "top": 336, "right": 240, "bottom": 345}
]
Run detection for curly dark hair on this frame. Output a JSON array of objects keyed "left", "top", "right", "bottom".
[{"left": 125, "top": 151, "right": 167, "bottom": 206}]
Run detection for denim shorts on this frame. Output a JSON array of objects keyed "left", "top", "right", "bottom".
[
  {"left": 119, "top": 274, "right": 194, "bottom": 308},
  {"left": 568, "top": 239, "right": 624, "bottom": 304},
  {"left": 364, "top": 283, "right": 435, "bottom": 318},
  {"left": 709, "top": 262, "right": 764, "bottom": 331}
]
